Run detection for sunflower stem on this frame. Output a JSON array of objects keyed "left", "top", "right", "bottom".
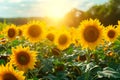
[
  {"left": 86, "top": 48, "right": 91, "bottom": 63},
  {"left": 85, "top": 48, "right": 91, "bottom": 80},
  {"left": 85, "top": 71, "right": 89, "bottom": 80},
  {"left": 25, "top": 71, "right": 29, "bottom": 80},
  {"left": 29, "top": 70, "right": 34, "bottom": 79}
]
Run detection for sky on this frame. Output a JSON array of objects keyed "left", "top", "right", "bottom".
[{"left": 0, "top": 0, "right": 108, "bottom": 18}]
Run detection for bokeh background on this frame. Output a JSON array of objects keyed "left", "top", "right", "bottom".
[{"left": 0, "top": 0, "right": 120, "bottom": 27}]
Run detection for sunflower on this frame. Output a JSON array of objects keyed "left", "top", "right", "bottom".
[
  {"left": 45, "top": 29, "right": 57, "bottom": 43},
  {"left": 55, "top": 30, "right": 71, "bottom": 50},
  {"left": 75, "top": 55, "right": 86, "bottom": 62},
  {"left": 17, "top": 27, "right": 23, "bottom": 37},
  {"left": 4, "top": 24, "right": 18, "bottom": 40},
  {"left": 24, "top": 21, "right": 45, "bottom": 43},
  {"left": 46, "top": 32, "right": 55, "bottom": 42},
  {"left": 68, "top": 27, "right": 80, "bottom": 47},
  {"left": 51, "top": 47, "right": 60, "bottom": 56},
  {"left": 10, "top": 45, "right": 37, "bottom": 71},
  {"left": 104, "top": 25, "right": 118, "bottom": 42},
  {"left": 0, "top": 64, "right": 25, "bottom": 80},
  {"left": 78, "top": 19, "right": 104, "bottom": 49},
  {"left": 106, "top": 51, "right": 115, "bottom": 57}
]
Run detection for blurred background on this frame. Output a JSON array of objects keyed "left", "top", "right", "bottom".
[{"left": 0, "top": 0, "right": 120, "bottom": 27}]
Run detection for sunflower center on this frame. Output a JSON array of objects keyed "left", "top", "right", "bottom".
[
  {"left": 58, "top": 34, "right": 68, "bottom": 45},
  {"left": 108, "top": 30, "right": 115, "bottom": 38},
  {"left": 8, "top": 28, "right": 16, "bottom": 38},
  {"left": 47, "top": 33, "right": 54, "bottom": 41},
  {"left": 17, "top": 51, "right": 30, "bottom": 65},
  {"left": 83, "top": 26, "right": 99, "bottom": 42},
  {"left": 3, "top": 73, "right": 17, "bottom": 80},
  {"left": 28, "top": 25, "right": 41, "bottom": 38}
]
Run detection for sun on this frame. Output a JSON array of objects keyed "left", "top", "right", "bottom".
[
  {"left": 44, "top": 0, "right": 70, "bottom": 20},
  {"left": 47, "top": 8, "right": 65, "bottom": 19}
]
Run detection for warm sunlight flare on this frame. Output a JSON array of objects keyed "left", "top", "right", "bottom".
[
  {"left": 43, "top": 0, "right": 73, "bottom": 20},
  {"left": 47, "top": 8, "right": 65, "bottom": 19}
]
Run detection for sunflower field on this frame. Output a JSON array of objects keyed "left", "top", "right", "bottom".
[{"left": 0, "top": 19, "right": 120, "bottom": 80}]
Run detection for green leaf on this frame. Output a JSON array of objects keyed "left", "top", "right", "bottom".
[
  {"left": 97, "top": 67, "right": 120, "bottom": 78},
  {"left": 0, "top": 59, "right": 5, "bottom": 64},
  {"left": 65, "top": 45, "right": 74, "bottom": 54},
  {"left": 43, "top": 74, "right": 56, "bottom": 80},
  {"left": 11, "top": 40, "right": 20, "bottom": 46},
  {"left": 0, "top": 46, "right": 6, "bottom": 52},
  {"left": 85, "top": 62, "right": 95, "bottom": 72},
  {"left": 33, "top": 77, "right": 39, "bottom": 80},
  {"left": 6, "top": 49, "right": 11, "bottom": 54},
  {"left": 76, "top": 76, "right": 85, "bottom": 80},
  {"left": 90, "top": 65, "right": 101, "bottom": 76},
  {"left": 113, "top": 40, "right": 120, "bottom": 45}
]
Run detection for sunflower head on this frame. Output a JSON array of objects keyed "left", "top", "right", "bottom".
[
  {"left": 51, "top": 47, "right": 61, "bottom": 56},
  {"left": 106, "top": 51, "right": 115, "bottom": 57},
  {"left": 45, "top": 29, "right": 56, "bottom": 43},
  {"left": 78, "top": 19, "right": 104, "bottom": 50},
  {"left": 24, "top": 20, "right": 45, "bottom": 43},
  {"left": 10, "top": 45, "right": 37, "bottom": 71},
  {"left": 17, "top": 27, "right": 23, "bottom": 37},
  {"left": 55, "top": 30, "right": 71, "bottom": 50},
  {"left": 68, "top": 27, "right": 80, "bottom": 47},
  {"left": 0, "top": 64, "right": 25, "bottom": 80},
  {"left": 3, "top": 24, "right": 18, "bottom": 41},
  {"left": 69, "top": 27, "right": 77, "bottom": 42},
  {"left": 75, "top": 55, "right": 86, "bottom": 62},
  {"left": 46, "top": 33, "right": 54, "bottom": 41},
  {"left": 104, "top": 25, "right": 118, "bottom": 42}
]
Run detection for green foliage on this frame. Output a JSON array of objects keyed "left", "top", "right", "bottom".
[
  {"left": 0, "top": 59, "right": 6, "bottom": 65},
  {"left": 97, "top": 67, "right": 120, "bottom": 79},
  {"left": 86, "top": 0, "right": 120, "bottom": 26}
]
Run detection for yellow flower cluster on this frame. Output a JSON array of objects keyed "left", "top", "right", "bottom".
[{"left": 1, "top": 19, "right": 120, "bottom": 50}]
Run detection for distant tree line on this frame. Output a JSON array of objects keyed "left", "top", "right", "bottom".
[
  {"left": 0, "top": 17, "right": 44, "bottom": 25},
  {"left": 63, "top": 0, "right": 120, "bottom": 27}
]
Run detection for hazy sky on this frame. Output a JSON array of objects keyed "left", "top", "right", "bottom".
[{"left": 0, "top": 0, "right": 108, "bottom": 18}]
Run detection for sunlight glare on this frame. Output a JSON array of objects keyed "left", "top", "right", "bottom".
[{"left": 44, "top": 0, "right": 70, "bottom": 20}]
